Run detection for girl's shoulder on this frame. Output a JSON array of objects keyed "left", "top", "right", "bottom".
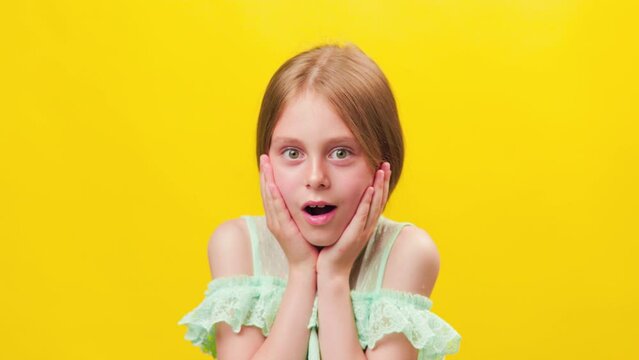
[
  {"left": 207, "top": 217, "right": 254, "bottom": 279},
  {"left": 379, "top": 215, "right": 436, "bottom": 251},
  {"left": 380, "top": 219, "right": 441, "bottom": 298}
]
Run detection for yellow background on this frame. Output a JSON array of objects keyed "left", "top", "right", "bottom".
[{"left": 1, "top": 1, "right": 637, "bottom": 359}]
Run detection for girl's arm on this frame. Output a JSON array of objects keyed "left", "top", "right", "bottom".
[
  {"left": 252, "top": 266, "right": 316, "bottom": 360},
  {"left": 316, "top": 272, "right": 367, "bottom": 360},
  {"left": 209, "top": 218, "right": 317, "bottom": 360},
  {"left": 316, "top": 225, "right": 440, "bottom": 360}
]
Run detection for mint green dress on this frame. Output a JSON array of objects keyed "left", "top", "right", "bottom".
[{"left": 178, "top": 215, "right": 461, "bottom": 359}]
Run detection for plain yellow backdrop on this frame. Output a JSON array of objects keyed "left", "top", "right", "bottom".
[{"left": 1, "top": 1, "right": 637, "bottom": 359}]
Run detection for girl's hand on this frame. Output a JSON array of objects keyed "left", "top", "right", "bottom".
[
  {"left": 259, "top": 154, "right": 319, "bottom": 273},
  {"left": 316, "top": 162, "right": 391, "bottom": 279}
]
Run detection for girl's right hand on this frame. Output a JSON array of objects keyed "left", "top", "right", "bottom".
[{"left": 259, "top": 154, "right": 319, "bottom": 273}]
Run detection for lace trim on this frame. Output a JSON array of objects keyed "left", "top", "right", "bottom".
[
  {"left": 178, "top": 275, "right": 461, "bottom": 358},
  {"left": 351, "top": 290, "right": 461, "bottom": 358},
  {"left": 177, "top": 275, "right": 286, "bottom": 355},
  {"left": 307, "top": 288, "right": 460, "bottom": 357}
]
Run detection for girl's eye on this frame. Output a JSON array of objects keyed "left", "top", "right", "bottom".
[
  {"left": 330, "top": 148, "right": 352, "bottom": 160},
  {"left": 283, "top": 148, "right": 301, "bottom": 159}
]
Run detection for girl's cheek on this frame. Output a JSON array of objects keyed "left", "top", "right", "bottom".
[
  {"left": 347, "top": 170, "right": 374, "bottom": 192},
  {"left": 272, "top": 167, "right": 287, "bottom": 193},
  {"left": 271, "top": 166, "right": 294, "bottom": 202}
]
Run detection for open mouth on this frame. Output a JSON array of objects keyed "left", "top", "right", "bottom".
[
  {"left": 304, "top": 205, "right": 337, "bottom": 216},
  {"left": 301, "top": 202, "right": 338, "bottom": 226}
]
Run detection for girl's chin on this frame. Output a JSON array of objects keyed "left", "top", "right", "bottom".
[
  {"left": 299, "top": 226, "right": 339, "bottom": 247},
  {"left": 293, "top": 215, "right": 347, "bottom": 247},
  {"left": 304, "top": 235, "right": 338, "bottom": 248}
]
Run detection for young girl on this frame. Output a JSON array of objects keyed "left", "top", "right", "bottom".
[{"left": 178, "top": 43, "right": 461, "bottom": 360}]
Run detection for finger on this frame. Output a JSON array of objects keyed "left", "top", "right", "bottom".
[
  {"left": 259, "top": 155, "right": 275, "bottom": 224},
  {"left": 366, "top": 169, "right": 384, "bottom": 229},
  {"left": 264, "top": 157, "right": 294, "bottom": 226},
  {"left": 382, "top": 162, "right": 391, "bottom": 211},
  {"left": 259, "top": 155, "right": 269, "bottom": 202},
  {"left": 262, "top": 156, "right": 280, "bottom": 225},
  {"left": 356, "top": 186, "right": 375, "bottom": 234},
  {"left": 335, "top": 185, "right": 374, "bottom": 253},
  {"left": 259, "top": 155, "right": 266, "bottom": 203},
  {"left": 339, "top": 186, "right": 374, "bottom": 247}
]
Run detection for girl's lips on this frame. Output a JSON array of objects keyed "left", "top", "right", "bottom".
[{"left": 303, "top": 207, "right": 337, "bottom": 226}]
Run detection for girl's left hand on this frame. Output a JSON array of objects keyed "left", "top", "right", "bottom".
[{"left": 316, "top": 162, "right": 391, "bottom": 279}]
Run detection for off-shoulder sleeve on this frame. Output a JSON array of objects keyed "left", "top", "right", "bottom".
[
  {"left": 351, "top": 289, "right": 461, "bottom": 360},
  {"left": 177, "top": 275, "right": 287, "bottom": 356}
]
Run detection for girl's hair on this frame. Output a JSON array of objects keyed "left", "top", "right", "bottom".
[{"left": 256, "top": 42, "right": 405, "bottom": 199}]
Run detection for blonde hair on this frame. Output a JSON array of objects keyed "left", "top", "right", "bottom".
[{"left": 256, "top": 42, "right": 405, "bottom": 198}]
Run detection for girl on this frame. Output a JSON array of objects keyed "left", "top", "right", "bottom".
[{"left": 179, "top": 43, "right": 461, "bottom": 360}]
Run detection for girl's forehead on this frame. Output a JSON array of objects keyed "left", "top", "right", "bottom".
[
  {"left": 278, "top": 91, "right": 345, "bottom": 125},
  {"left": 270, "top": 91, "right": 362, "bottom": 147}
]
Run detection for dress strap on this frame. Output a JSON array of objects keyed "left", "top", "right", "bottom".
[
  {"left": 241, "top": 215, "right": 262, "bottom": 277},
  {"left": 307, "top": 327, "right": 320, "bottom": 360},
  {"left": 375, "top": 221, "right": 413, "bottom": 291}
]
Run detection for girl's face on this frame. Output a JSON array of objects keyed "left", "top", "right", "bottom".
[{"left": 268, "top": 90, "right": 376, "bottom": 248}]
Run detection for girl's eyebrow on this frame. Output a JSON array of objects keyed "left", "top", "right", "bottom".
[
  {"left": 271, "top": 136, "right": 300, "bottom": 145},
  {"left": 272, "top": 136, "right": 357, "bottom": 146}
]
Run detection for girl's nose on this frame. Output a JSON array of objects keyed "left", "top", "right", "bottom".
[{"left": 305, "top": 159, "right": 330, "bottom": 189}]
